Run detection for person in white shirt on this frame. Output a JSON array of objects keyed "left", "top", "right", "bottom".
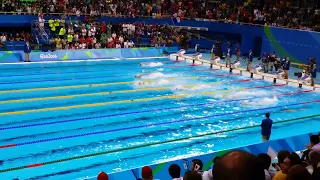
[
  {"left": 119, "top": 35, "right": 124, "bottom": 43},
  {"left": 68, "top": 26, "right": 74, "bottom": 34},
  {"left": 76, "top": 9, "right": 81, "bottom": 17},
  {"left": 123, "top": 24, "right": 127, "bottom": 34},
  {"left": 168, "top": 164, "right": 182, "bottom": 180},
  {"left": 107, "top": 37, "right": 113, "bottom": 43},
  {"left": 88, "top": 29, "right": 92, "bottom": 37},
  {"left": 124, "top": 40, "right": 129, "bottom": 48},
  {"left": 116, "top": 43, "right": 121, "bottom": 48},
  {"left": 112, "top": 32, "right": 117, "bottom": 39},
  {"left": 91, "top": 26, "right": 96, "bottom": 37},
  {"left": 0, "top": 33, "right": 6, "bottom": 42},
  {"left": 74, "top": 33, "right": 79, "bottom": 42},
  {"left": 128, "top": 40, "right": 134, "bottom": 48},
  {"left": 81, "top": 28, "right": 87, "bottom": 37},
  {"left": 95, "top": 42, "right": 101, "bottom": 49},
  {"left": 81, "top": 43, "right": 86, "bottom": 49}
]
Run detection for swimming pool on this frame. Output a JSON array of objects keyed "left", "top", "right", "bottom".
[{"left": 0, "top": 57, "right": 320, "bottom": 180}]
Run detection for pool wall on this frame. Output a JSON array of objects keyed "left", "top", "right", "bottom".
[
  {"left": 86, "top": 131, "right": 316, "bottom": 180},
  {"left": 0, "top": 47, "right": 178, "bottom": 63}
]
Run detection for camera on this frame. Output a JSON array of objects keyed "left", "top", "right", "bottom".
[{"left": 294, "top": 72, "right": 302, "bottom": 78}]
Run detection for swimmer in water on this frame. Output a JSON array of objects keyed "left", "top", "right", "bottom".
[
  {"left": 135, "top": 74, "right": 144, "bottom": 78},
  {"left": 142, "top": 70, "right": 151, "bottom": 73}
]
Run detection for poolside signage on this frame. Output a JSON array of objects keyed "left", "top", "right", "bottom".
[{"left": 39, "top": 53, "right": 58, "bottom": 59}]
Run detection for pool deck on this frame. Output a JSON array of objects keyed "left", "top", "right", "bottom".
[{"left": 171, "top": 54, "right": 320, "bottom": 91}]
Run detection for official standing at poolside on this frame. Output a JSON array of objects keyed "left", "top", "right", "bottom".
[
  {"left": 261, "top": 113, "right": 273, "bottom": 142},
  {"left": 226, "top": 47, "right": 232, "bottom": 67},
  {"left": 24, "top": 40, "right": 31, "bottom": 62},
  {"left": 247, "top": 50, "right": 253, "bottom": 71},
  {"left": 311, "top": 63, "right": 317, "bottom": 86},
  {"left": 284, "top": 57, "right": 291, "bottom": 79}
]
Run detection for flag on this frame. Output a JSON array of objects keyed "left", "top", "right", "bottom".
[{"left": 267, "top": 146, "right": 278, "bottom": 169}]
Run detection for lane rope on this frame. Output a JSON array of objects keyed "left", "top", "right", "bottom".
[
  {"left": 0, "top": 93, "right": 317, "bottom": 149},
  {"left": 0, "top": 60, "right": 176, "bottom": 78},
  {"left": 0, "top": 90, "right": 311, "bottom": 131},
  {"left": 0, "top": 84, "right": 285, "bottom": 117},
  {"left": 0, "top": 78, "right": 261, "bottom": 104},
  {"left": 1, "top": 113, "right": 319, "bottom": 173}
]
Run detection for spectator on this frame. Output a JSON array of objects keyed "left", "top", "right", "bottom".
[
  {"left": 183, "top": 171, "right": 202, "bottom": 180},
  {"left": 23, "top": 40, "right": 31, "bottom": 62},
  {"left": 168, "top": 164, "right": 182, "bottom": 180},
  {"left": 302, "top": 135, "right": 320, "bottom": 164},
  {"left": 139, "top": 166, "right": 153, "bottom": 180},
  {"left": 191, "top": 159, "right": 203, "bottom": 174},
  {"left": 257, "top": 153, "right": 275, "bottom": 180},
  {"left": 0, "top": 33, "right": 6, "bottom": 42},
  {"left": 97, "top": 172, "right": 108, "bottom": 180},
  {"left": 213, "top": 150, "right": 265, "bottom": 180},
  {"left": 273, "top": 152, "right": 302, "bottom": 180},
  {"left": 308, "top": 150, "right": 320, "bottom": 175},
  {"left": 33, "top": 34, "right": 40, "bottom": 50},
  {"left": 287, "top": 165, "right": 312, "bottom": 180},
  {"left": 261, "top": 112, "right": 273, "bottom": 142}
]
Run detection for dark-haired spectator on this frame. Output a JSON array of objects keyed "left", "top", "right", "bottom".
[
  {"left": 273, "top": 153, "right": 302, "bottom": 180},
  {"left": 308, "top": 150, "right": 320, "bottom": 175},
  {"left": 191, "top": 159, "right": 203, "bottom": 175},
  {"left": 302, "top": 135, "right": 320, "bottom": 164},
  {"left": 257, "top": 153, "right": 275, "bottom": 180},
  {"left": 287, "top": 165, "right": 312, "bottom": 180},
  {"left": 261, "top": 113, "right": 273, "bottom": 142},
  {"left": 183, "top": 171, "right": 202, "bottom": 180},
  {"left": 97, "top": 172, "right": 108, "bottom": 180},
  {"left": 168, "top": 164, "right": 182, "bottom": 180},
  {"left": 213, "top": 150, "right": 265, "bottom": 180}
]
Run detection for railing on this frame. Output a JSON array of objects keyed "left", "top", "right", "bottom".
[
  {"left": 0, "top": 11, "right": 319, "bottom": 33},
  {"left": 32, "top": 20, "right": 49, "bottom": 42}
]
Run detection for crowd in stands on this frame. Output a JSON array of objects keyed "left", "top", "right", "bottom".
[
  {"left": 44, "top": 16, "right": 174, "bottom": 50},
  {"left": 97, "top": 133, "right": 320, "bottom": 180},
  {"left": 1, "top": 0, "right": 319, "bottom": 31}
]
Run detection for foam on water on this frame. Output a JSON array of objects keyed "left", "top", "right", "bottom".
[
  {"left": 241, "top": 96, "right": 279, "bottom": 106},
  {"left": 228, "top": 90, "right": 271, "bottom": 99},
  {"left": 140, "top": 62, "right": 163, "bottom": 67}
]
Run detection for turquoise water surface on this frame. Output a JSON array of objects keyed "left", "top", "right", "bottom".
[{"left": 0, "top": 57, "right": 319, "bottom": 180}]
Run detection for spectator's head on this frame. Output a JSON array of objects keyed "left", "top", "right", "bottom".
[
  {"left": 183, "top": 171, "right": 202, "bottom": 180},
  {"left": 257, "top": 153, "right": 271, "bottom": 170},
  {"left": 168, "top": 164, "right": 181, "bottom": 179},
  {"left": 142, "top": 166, "right": 153, "bottom": 180},
  {"left": 310, "top": 135, "right": 320, "bottom": 147},
  {"left": 281, "top": 153, "right": 302, "bottom": 174},
  {"left": 213, "top": 150, "right": 265, "bottom": 180},
  {"left": 191, "top": 159, "right": 203, "bottom": 171},
  {"left": 277, "top": 150, "right": 290, "bottom": 164},
  {"left": 265, "top": 112, "right": 270, "bottom": 118},
  {"left": 287, "top": 165, "right": 312, "bottom": 180},
  {"left": 97, "top": 172, "right": 108, "bottom": 180},
  {"left": 309, "top": 150, "right": 320, "bottom": 168}
]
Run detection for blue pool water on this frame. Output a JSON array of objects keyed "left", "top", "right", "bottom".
[{"left": 0, "top": 57, "right": 320, "bottom": 180}]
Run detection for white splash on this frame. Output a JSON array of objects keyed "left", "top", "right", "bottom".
[
  {"left": 157, "top": 68, "right": 164, "bottom": 71},
  {"left": 140, "top": 62, "right": 163, "bottom": 67},
  {"left": 228, "top": 90, "right": 270, "bottom": 99},
  {"left": 189, "top": 84, "right": 211, "bottom": 91},
  {"left": 241, "top": 96, "right": 278, "bottom": 106},
  {"left": 141, "top": 72, "right": 165, "bottom": 79}
]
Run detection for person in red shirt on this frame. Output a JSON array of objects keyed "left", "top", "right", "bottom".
[
  {"left": 100, "top": 22, "right": 107, "bottom": 33},
  {"left": 86, "top": 36, "right": 92, "bottom": 45},
  {"left": 207, "top": 11, "right": 213, "bottom": 19},
  {"left": 79, "top": 36, "right": 86, "bottom": 44}
]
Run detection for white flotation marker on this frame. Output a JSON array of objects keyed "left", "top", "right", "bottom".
[
  {"left": 253, "top": 63, "right": 262, "bottom": 74},
  {"left": 299, "top": 70, "right": 311, "bottom": 85},
  {"left": 193, "top": 52, "right": 202, "bottom": 61},
  {"left": 177, "top": 49, "right": 186, "bottom": 57},
  {"left": 211, "top": 56, "right": 220, "bottom": 65},
  {"left": 231, "top": 60, "right": 240, "bottom": 69},
  {"left": 276, "top": 69, "right": 285, "bottom": 79}
]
